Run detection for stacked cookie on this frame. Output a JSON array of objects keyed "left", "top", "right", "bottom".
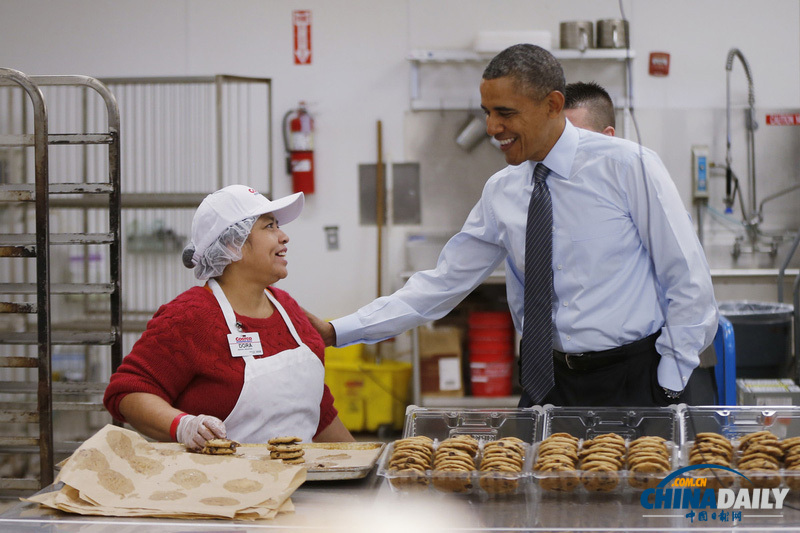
[
  {"left": 737, "top": 430, "right": 782, "bottom": 489},
  {"left": 627, "top": 436, "right": 671, "bottom": 489},
  {"left": 268, "top": 436, "right": 305, "bottom": 464},
  {"left": 534, "top": 432, "right": 580, "bottom": 492},
  {"left": 688, "top": 432, "right": 734, "bottom": 489},
  {"left": 479, "top": 437, "right": 526, "bottom": 495},
  {"left": 387, "top": 436, "right": 434, "bottom": 490},
  {"left": 432, "top": 435, "right": 479, "bottom": 493},
  {"left": 781, "top": 436, "right": 800, "bottom": 490},
  {"left": 578, "top": 433, "right": 625, "bottom": 492}
]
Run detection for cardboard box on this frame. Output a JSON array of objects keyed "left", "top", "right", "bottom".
[
  {"left": 736, "top": 378, "right": 800, "bottom": 406},
  {"left": 418, "top": 326, "right": 464, "bottom": 396}
]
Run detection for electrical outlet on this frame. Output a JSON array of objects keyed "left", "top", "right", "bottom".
[{"left": 324, "top": 225, "right": 339, "bottom": 251}]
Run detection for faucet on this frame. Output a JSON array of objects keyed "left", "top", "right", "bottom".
[
  {"left": 721, "top": 49, "right": 800, "bottom": 262},
  {"left": 725, "top": 48, "right": 758, "bottom": 223}
]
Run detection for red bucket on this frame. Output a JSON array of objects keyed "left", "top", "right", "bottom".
[
  {"left": 469, "top": 354, "right": 513, "bottom": 397},
  {"left": 468, "top": 311, "right": 512, "bottom": 329},
  {"left": 468, "top": 327, "right": 513, "bottom": 343},
  {"left": 469, "top": 339, "right": 513, "bottom": 357}
]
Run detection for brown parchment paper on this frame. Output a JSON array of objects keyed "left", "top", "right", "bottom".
[{"left": 26, "top": 425, "right": 305, "bottom": 520}]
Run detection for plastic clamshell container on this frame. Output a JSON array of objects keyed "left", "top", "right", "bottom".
[
  {"left": 535, "top": 405, "right": 681, "bottom": 494},
  {"left": 377, "top": 439, "right": 535, "bottom": 497},
  {"left": 400, "top": 405, "right": 539, "bottom": 442},
  {"left": 377, "top": 406, "right": 540, "bottom": 497},
  {"left": 679, "top": 405, "right": 800, "bottom": 491}
]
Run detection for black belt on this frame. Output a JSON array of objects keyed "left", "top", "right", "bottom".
[{"left": 552, "top": 332, "right": 660, "bottom": 371}]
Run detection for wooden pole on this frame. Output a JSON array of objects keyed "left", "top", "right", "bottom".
[{"left": 376, "top": 120, "right": 384, "bottom": 299}]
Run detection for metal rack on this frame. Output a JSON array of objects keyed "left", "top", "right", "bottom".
[{"left": 0, "top": 69, "right": 121, "bottom": 494}]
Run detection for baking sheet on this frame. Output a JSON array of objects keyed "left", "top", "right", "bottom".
[
  {"left": 239, "top": 442, "right": 386, "bottom": 481},
  {"left": 141, "top": 441, "right": 386, "bottom": 481}
]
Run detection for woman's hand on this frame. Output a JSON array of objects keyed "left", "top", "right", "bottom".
[
  {"left": 303, "top": 308, "right": 337, "bottom": 347},
  {"left": 176, "top": 414, "right": 227, "bottom": 450}
]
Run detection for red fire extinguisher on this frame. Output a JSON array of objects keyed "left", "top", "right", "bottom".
[{"left": 282, "top": 103, "right": 315, "bottom": 194}]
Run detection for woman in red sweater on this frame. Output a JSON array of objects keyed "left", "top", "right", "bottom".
[{"left": 104, "top": 185, "right": 354, "bottom": 449}]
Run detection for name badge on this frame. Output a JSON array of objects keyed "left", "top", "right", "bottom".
[{"left": 227, "top": 332, "right": 263, "bottom": 357}]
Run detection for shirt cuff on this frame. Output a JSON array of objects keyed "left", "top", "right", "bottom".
[
  {"left": 656, "top": 355, "right": 695, "bottom": 391},
  {"left": 329, "top": 314, "right": 364, "bottom": 347}
]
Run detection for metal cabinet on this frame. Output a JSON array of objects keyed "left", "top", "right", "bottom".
[{"left": 0, "top": 69, "right": 122, "bottom": 494}]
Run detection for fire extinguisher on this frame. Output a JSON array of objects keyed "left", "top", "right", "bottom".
[{"left": 282, "top": 102, "right": 315, "bottom": 194}]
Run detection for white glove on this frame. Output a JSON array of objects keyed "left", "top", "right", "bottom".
[{"left": 176, "top": 414, "right": 227, "bottom": 450}]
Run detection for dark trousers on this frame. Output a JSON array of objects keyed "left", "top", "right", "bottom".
[{"left": 518, "top": 334, "right": 685, "bottom": 408}]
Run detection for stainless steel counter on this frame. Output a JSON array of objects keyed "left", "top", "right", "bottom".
[{"left": 5, "top": 473, "right": 800, "bottom": 532}]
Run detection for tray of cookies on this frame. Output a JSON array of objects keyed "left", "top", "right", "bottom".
[
  {"left": 377, "top": 434, "right": 533, "bottom": 496},
  {"left": 534, "top": 405, "right": 680, "bottom": 493},
  {"left": 679, "top": 406, "right": 800, "bottom": 491},
  {"left": 377, "top": 406, "right": 539, "bottom": 496}
]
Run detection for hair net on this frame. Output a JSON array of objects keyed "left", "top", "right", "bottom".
[{"left": 182, "top": 215, "right": 258, "bottom": 280}]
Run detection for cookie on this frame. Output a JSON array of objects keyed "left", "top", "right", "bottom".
[
  {"left": 582, "top": 452, "right": 624, "bottom": 469},
  {"left": 389, "top": 472, "right": 429, "bottom": 491},
  {"left": 270, "top": 449, "right": 305, "bottom": 459},
  {"left": 388, "top": 439, "right": 433, "bottom": 474},
  {"left": 627, "top": 436, "right": 671, "bottom": 490},
  {"left": 739, "top": 430, "right": 778, "bottom": 450},
  {"left": 200, "top": 438, "right": 240, "bottom": 455},
  {"left": 628, "top": 453, "right": 670, "bottom": 470},
  {"left": 431, "top": 473, "right": 473, "bottom": 493},
  {"left": 780, "top": 436, "right": 800, "bottom": 451},
  {"left": 268, "top": 443, "right": 302, "bottom": 453},
  {"left": 746, "top": 443, "right": 783, "bottom": 459},
  {"left": 578, "top": 432, "right": 624, "bottom": 492},
  {"left": 692, "top": 467, "right": 735, "bottom": 490},
  {"left": 580, "top": 469, "right": 620, "bottom": 492},
  {"left": 479, "top": 473, "right": 519, "bottom": 495},
  {"left": 694, "top": 433, "right": 733, "bottom": 451},
  {"left": 268, "top": 436, "right": 302, "bottom": 445}
]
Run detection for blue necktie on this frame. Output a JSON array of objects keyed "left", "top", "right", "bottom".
[{"left": 520, "top": 163, "right": 554, "bottom": 403}]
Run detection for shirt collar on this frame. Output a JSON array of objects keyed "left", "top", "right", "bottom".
[{"left": 532, "top": 118, "right": 578, "bottom": 182}]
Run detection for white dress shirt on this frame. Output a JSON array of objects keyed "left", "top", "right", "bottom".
[{"left": 332, "top": 120, "right": 719, "bottom": 391}]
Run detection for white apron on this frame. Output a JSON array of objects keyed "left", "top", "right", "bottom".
[{"left": 208, "top": 279, "right": 323, "bottom": 443}]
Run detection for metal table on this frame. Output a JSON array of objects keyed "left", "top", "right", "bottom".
[{"left": 4, "top": 472, "right": 800, "bottom": 532}]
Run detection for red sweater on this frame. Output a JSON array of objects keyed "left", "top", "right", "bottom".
[{"left": 103, "top": 285, "right": 337, "bottom": 438}]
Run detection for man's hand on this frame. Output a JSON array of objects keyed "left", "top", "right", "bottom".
[{"left": 304, "top": 309, "right": 337, "bottom": 347}]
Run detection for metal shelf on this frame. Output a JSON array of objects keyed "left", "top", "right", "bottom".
[
  {"left": 407, "top": 47, "right": 635, "bottom": 134},
  {"left": 0, "top": 381, "right": 108, "bottom": 394},
  {"left": 0, "top": 133, "right": 114, "bottom": 146},
  {"left": 0, "top": 331, "right": 117, "bottom": 345},
  {"left": 407, "top": 48, "right": 635, "bottom": 63},
  {"left": 0, "top": 283, "right": 115, "bottom": 295},
  {"left": 0, "top": 233, "right": 115, "bottom": 246},
  {"left": 0, "top": 183, "right": 114, "bottom": 200}
]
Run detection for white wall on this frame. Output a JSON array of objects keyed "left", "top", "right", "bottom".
[{"left": 1, "top": 0, "right": 799, "bottom": 322}]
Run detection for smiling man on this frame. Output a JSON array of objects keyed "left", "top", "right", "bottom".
[{"left": 310, "top": 44, "right": 718, "bottom": 408}]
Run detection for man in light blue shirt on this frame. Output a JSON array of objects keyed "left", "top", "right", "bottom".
[{"left": 311, "top": 44, "right": 718, "bottom": 407}]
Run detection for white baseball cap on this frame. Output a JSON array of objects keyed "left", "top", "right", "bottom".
[{"left": 184, "top": 185, "right": 304, "bottom": 268}]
